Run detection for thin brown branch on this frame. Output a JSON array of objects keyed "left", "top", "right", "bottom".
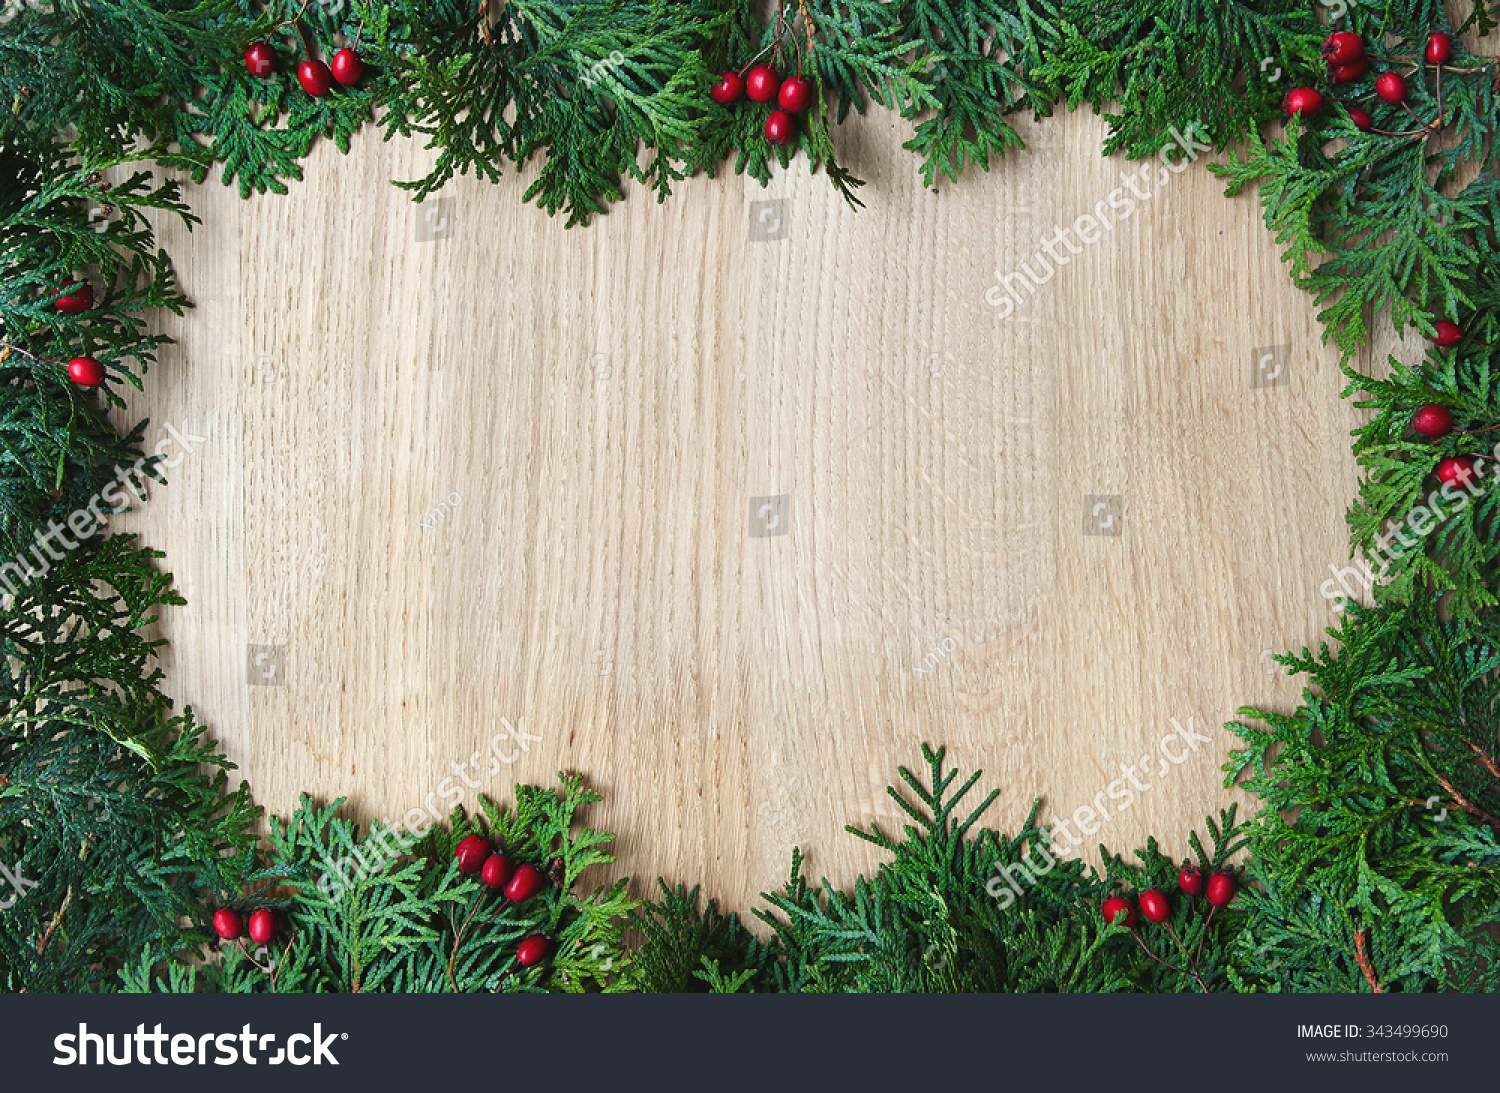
[
  {"left": 1353, "top": 929, "right": 1383, "bottom": 993},
  {"left": 37, "top": 887, "right": 71, "bottom": 958},
  {"left": 1466, "top": 740, "right": 1500, "bottom": 779},
  {"left": 797, "top": 0, "right": 816, "bottom": 53},
  {"left": 1432, "top": 770, "right": 1500, "bottom": 830},
  {"left": 478, "top": 0, "right": 497, "bottom": 46}
]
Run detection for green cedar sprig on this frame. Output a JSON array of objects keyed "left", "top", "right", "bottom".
[
  {"left": 1230, "top": 598, "right": 1500, "bottom": 990},
  {"left": 0, "top": 535, "right": 261, "bottom": 992}
]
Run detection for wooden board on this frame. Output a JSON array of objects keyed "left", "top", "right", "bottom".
[{"left": 116, "top": 104, "right": 1369, "bottom": 913}]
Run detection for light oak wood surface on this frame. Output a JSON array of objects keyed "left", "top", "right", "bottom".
[{"left": 115, "top": 103, "right": 1372, "bottom": 913}]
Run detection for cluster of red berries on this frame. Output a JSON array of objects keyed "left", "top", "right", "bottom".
[
  {"left": 213, "top": 907, "right": 279, "bottom": 945},
  {"left": 1101, "top": 868, "right": 1236, "bottom": 989},
  {"left": 453, "top": 834, "right": 551, "bottom": 967},
  {"left": 1408, "top": 319, "right": 1498, "bottom": 489},
  {"left": 1283, "top": 30, "right": 1454, "bottom": 134},
  {"left": 1410, "top": 404, "right": 1485, "bottom": 492},
  {"left": 1102, "top": 866, "right": 1236, "bottom": 928},
  {"left": 244, "top": 39, "right": 364, "bottom": 97},
  {"left": 44, "top": 278, "right": 106, "bottom": 387},
  {"left": 708, "top": 63, "right": 813, "bottom": 147}
]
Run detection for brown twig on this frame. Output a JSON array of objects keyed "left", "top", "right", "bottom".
[
  {"left": 37, "top": 887, "right": 71, "bottom": 958},
  {"left": 1466, "top": 740, "right": 1500, "bottom": 778},
  {"left": 1432, "top": 770, "right": 1500, "bottom": 830},
  {"left": 478, "top": 0, "right": 494, "bottom": 46},
  {"left": 1353, "top": 929, "right": 1383, "bottom": 993},
  {"left": 797, "top": 0, "right": 816, "bottom": 56}
]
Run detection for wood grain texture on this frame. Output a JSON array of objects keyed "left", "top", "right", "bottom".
[{"left": 115, "top": 104, "right": 1366, "bottom": 912}]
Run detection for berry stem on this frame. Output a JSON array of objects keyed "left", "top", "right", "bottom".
[
  {"left": 276, "top": 0, "right": 312, "bottom": 32},
  {"left": 0, "top": 341, "right": 63, "bottom": 368},
  {"left": 736, "top": 38, "right": 777, "bottom": 76},
  {"left": 1194, "top": 904, "right": 1218, "bottom": 967},
  {"left": 446, "top": 887, "right": 488, "bottom": 991},
  {"left": 1161, "top": 921, "right": 1209, "bottom": 993},
  {"left": 270, "top": 931, "right": 297, "bottom": 993},
  {"left": 1398, "top": 100, "right": 1427, "bottom": 128},
  {"left": 234, "top": 938, "right": 270, "bottom": 973},
  {"left": 1129, "top": 931, "right": 1194, "bottom": 982},
  {"left": 772, "top": 1, "right": 785, "bottom": 70}
]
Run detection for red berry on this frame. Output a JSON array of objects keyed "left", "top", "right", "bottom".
[
  {"left": 1347, "top": 107, "right": 1373, "bottom": 131},
  {"left": 1101, "top": 896, "right": 1137, "bottom": 928},
  {"left": 297, "top": 59, "right": 334, "bottom": 97},
  {"left": 480, "top": 853, "right": 513, "bottom": 889},
  {"left": 330, "top": 48, "right": 364, "bottom": 86},
  {"left": 777, "top": 75, "right": 813, "bottom": 113},
  {"left": 1437, "top": 456, "right": 1479, "bottom": 489},
  {"left": 54, "top": 280, "right": 93, "bottom": 314},
  {"left": 1433, "top": 320, "right": 1463, "bottom": 347},
  {"left": 764, "top": 109, "right": 795, "bottom": 146},
  {"left": 1331, "top": 58, "right": 1368, "bottom": 82},
  {"left": 454, "top": 834, "right": 490, "bottom": 874},
  {"left": 1412, "top": 404, "right": 1454, "bottom": 438},
  {"left": 1375, "top": 72, "right": 1406, "bottom": 103},
  {"left": 709, "top": 70, "right": 744, "bottom": 105},
  {"left": 1283, "top": 87, "right": 1323, "bottom": 118},
  {"left": 67, "top": 356, "right": 105, "bottom": 387},
  {"left": 1322, "top": 31, "right": 1364, "bottom": 65},
  {"left": 244, "top": 42, "right": 276, "bottom": 78},
  {"left": 745, "top": 64, "right": 781, "bottom": 104},
  {"left": 1426, "top": 32, "right": 1453, "bottom": 65},
  {"left": 1178, "top": 867, "right": 1204, "bottom": 895},
  {"left": 212, "top": 908, "right": 243, "bottom": 940},
  {"left": 1205, "top": 872, "right": 1237, "bottom": 907},
  {"left": 248, "top": 909, "right": 276, "bottom": 945},
  {"left": 502, "top": 863, "right": 545, "bottom": 902},
  {"left": 516, "top": 934, "right": 549, "bottom": 967},
  {"left": 1139, "top": 888, "right": 1170, "bottom": 924}
]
